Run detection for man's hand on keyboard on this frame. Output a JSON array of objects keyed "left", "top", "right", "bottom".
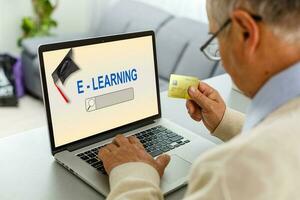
[{"left": 98, "top": 134, "right": 171, "bottom": 177}]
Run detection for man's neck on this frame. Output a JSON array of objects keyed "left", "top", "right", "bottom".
[{"left": 250, "top": 43, "right": 300, "bottom": 98}]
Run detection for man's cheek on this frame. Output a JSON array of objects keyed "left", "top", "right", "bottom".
[
  {"left": 220, "top": 45, "right": 236, "bottom": 76},
  {"left": 219, "top": 50, "right": 230, "bottom": 73}
]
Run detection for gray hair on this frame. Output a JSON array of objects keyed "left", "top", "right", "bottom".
[{"left": 207, "top": 0, "right": 300, "bottom": 43}]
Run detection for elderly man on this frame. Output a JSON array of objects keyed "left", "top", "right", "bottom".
[{"left": 98, "top": 0, "right": 300, "bottom": 199}]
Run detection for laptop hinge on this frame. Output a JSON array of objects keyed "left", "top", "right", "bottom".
[{"left": 66, "top": 120, "right": 156, "bottom": 152}]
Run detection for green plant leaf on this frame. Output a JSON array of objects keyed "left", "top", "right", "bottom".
[
  {"left": 19, "top": 0, "right": 58, "bottom": 48},
  {"left": 49, "top": 19, "right": 57, "bottom": 27},
  {"left": 21, "top": 17, "right": 36, "bottom": 34}
]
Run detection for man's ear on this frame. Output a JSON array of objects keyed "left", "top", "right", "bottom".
[{"left": 230, "top": 10, "right": 260, "bottom": 55}]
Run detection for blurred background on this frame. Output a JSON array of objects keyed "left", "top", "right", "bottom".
[
  {"left": 0, "top": 0, "right": 228, "bottom": 138},
  {"left": 1, "top": 0, "right": 208, "bottom": 56}
]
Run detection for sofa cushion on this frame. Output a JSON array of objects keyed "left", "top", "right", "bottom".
[
  {"left": 155, "top": 18, "right": 213, "bottom": 80},
  {"left": 22, "top": 33, "right": 91, "bottom": 58},
  {"left": 21, "top": 53, "right": 43, "bottom": 98},
  {"left": 123, "top": 4, "right": 172, "bottom": 32},
  {"left": 173, "top": 21, "right": 217, "bottom": 79},
  {"left": 98, "top": 0, "right": 172, "bottom": 35},
  {"left": 174, "top": 39, "right": 217, "bottom": 79},
  {"left": 159, "top": 78, "right": 169, "bottom": 92}
]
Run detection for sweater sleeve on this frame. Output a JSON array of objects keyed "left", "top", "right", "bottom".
[
  {"left": 212, "top": 107, "right": 245, "bottom": 142},
  {"left": 107, "top": 162, "right": 163, "bottom": 200}
]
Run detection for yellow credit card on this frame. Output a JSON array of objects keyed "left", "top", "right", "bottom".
[{"left": 168, "top": 74, "right": 200, "bottom": 99}]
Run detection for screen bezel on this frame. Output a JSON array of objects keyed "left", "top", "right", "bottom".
[{"left": 38, "top": 31, "right": 162, "bottom": 155}]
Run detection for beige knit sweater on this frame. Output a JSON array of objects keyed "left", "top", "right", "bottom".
[{"left": 107, "top": 97, "right": 300, "bottom": 200}]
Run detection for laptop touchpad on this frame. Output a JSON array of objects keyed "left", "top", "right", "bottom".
[{"left": 162, "top": 155, "right": 191, "bottom": 184}]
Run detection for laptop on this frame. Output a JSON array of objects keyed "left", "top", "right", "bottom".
[{"left": 38, "top": 31, "right": 216, "bottom": 196}]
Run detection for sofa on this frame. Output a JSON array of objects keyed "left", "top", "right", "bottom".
[{"left": 21, "top": 0, "right": 224, "bottom": 99}]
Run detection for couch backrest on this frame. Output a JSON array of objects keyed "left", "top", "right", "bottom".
[{"left": 97, "top": 0, "right": 172, "bottom": 35}]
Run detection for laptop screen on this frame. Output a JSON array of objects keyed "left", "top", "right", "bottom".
[{"left": 42, "top": 35, "right": 159, "bottom": 148}]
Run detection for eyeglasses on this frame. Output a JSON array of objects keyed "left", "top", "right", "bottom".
[{"left": 200, "top": 15, "right": 262, "bottom": 61}]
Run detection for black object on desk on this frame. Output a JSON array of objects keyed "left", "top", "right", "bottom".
[{"left": 0, "top": 54, "right": 18, "bottom": 107}]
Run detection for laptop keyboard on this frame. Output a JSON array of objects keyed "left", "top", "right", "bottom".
[{"left": 76, "top": 125, "right": 190, "bottom": 175}]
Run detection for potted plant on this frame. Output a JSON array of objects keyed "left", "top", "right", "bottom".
[{"left": 18, "top": 0, "right": 59, "bottom": 46}]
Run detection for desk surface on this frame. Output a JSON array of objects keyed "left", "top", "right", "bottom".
[{"left": 0, "top": 74, "right": 250, "bottom": 200}]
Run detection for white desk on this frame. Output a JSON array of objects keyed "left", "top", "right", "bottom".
[{"left": 0, "top": 74, "right": 250, "bottom": 200}]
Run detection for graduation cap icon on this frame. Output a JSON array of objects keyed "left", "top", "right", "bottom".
[{"left": 52, "top": 49, "right": 80, "bottom": 103}]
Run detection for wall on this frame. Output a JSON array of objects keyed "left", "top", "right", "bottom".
[{"left": 0, "top": 0, "right": 96, "bottom": 56}]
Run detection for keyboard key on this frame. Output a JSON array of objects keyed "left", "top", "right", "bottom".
[
  {"left": 97, "top": 166, "right": 107, "bottom": 174},
  {"left": 158, "top": 127, "right": 166, "bottom": 131},
  {"left": 92, "top": 148, "right": 98, "bottom": 153},
  {"left": 162, "top": 136, "right": 168, "bottom": 140},
  {"left": 144, "top": 143, "right": 150, "bottom": 148},
  {"left": 86, "top": 158, "right": 98, "bottom": 164},
  {"left": 80, "top": 156, "right": 89, "bottom": 161},
  {"left": 87, "top": 153, "right": 95, "bottom": 158},
  {"left": 147, "top": 141, "right": 153, "bottom": 146},
  {"left": 167, "top": 132, "right": 177, "bottom": 138},
  {"left": 166, "top": 139, "right": 173, "bottom": 144},
  {"left": 149, "top": 147, "right": 155, "bottom": 152},
  {"left": 160, "top": 147, "right": 169, "bottom": 153},
  {"left": 150, "top": 150, "right": 162, "bottom": 157},
  {"left": 184, "top": 140, "right": 190, "bottom": 143},
  {"left": 177, "top": 141, "right": 184, "bottom": 145},
  {"left": 84, "top": 152, "right": 92, "bottom": 156},
  {"left": 92, "top": 162, "right": 102, "bottom": 168},
  {"left": 170, "top": 136, "right": 183, "bottom": 142}
]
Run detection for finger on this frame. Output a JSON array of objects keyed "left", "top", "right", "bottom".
[
  {"left": 198, "top": 82, "right": 215, "bottom": 95},
  {"left": 186, "top": 100, "right": 195, "bottom": 114},
  {"left": 98, "top": 148, "right": 110, "bottom": 161},
  {"left": 188, "top": 86, "right": 213, "bottom": 110},
  {"left": 105, "top": 143, "right": 118, "bottom": 152},
  {"left": 190, "top": 114, "right": 202, "bottom": 122},
  {"left": 186, "top": 101, "right": 202, "bottom": 122},
  {"left": 186, "top": 100, "right": 202, "bottom": 115},
  {"left": 128, "top": 136, "right": 138, "bottom": 144},
  {"left": 113, "top": 134, "right": 130, "bottom": 147},
  {"left": 155, "top": 154, "right": 171, "bottom": 177},
  {"left": 199, "top": 82, "right": 221, "bottom": 102},
  {"left": 128, "top": 136, "right": 144, "bottom": 149}
]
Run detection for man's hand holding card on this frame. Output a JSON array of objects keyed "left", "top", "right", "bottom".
[{"left": 168, "top": 74, "right": 226, "bottom": 133}]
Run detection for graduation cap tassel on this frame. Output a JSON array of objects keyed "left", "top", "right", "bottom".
[{"left": 54, "top": 83, "right": 69, "bottom": 103}]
